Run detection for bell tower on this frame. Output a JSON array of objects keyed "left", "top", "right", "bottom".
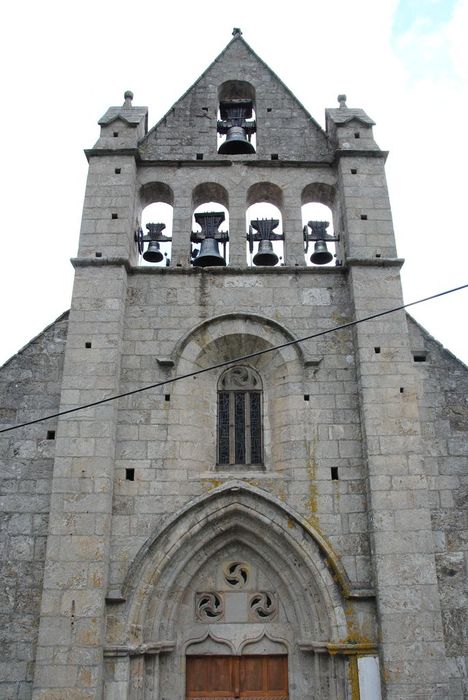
[{"left": 31, "top": 30, "right": 456, "bottom": 700}]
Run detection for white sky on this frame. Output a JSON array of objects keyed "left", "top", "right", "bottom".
[{"left": 1, "top": 0, "right": 467, "bottom": 366}]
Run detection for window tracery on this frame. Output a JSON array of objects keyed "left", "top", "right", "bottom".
[{"left": 217, "top": 366, "right": 263, "bottom": 467}]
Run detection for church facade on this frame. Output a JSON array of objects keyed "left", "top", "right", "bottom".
[{"left": 0, "top": 31, "right": 467, "bottom": 700}]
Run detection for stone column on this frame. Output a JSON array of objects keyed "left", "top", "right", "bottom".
[
  {"left": 228, "top": 179, "right": 247, "bottom": 267},
  {"left": 32, "top": 264, "right": 127, "bottom": 699},
  {"left": 282, "top": 189, "right": 306, "bottom": 266},
  {"left": 170, "top": 184, "right": 192, "bottom": 268},
  {"left": 338, "top": 145, "right": 450, "bottom": 696},
  {"left": 349, "top": 262, "right": 449, "bottom": 698}
]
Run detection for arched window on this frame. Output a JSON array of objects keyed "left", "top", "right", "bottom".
[
  {"left": 191, "top": 182, "right": 230, "bottom": 267},
  {"left": 246, "top": 182, "right": 284, "bottom": 266},
  {"left": 217, "top": 81, "right": 257, "bottom": 154},
  {"left": 301, "top": 183, "right": 338, "bottom": 267},
  {"left": 137, "top": 182, "right": 174, "bottom": 266},
  {"left": 217, "top": 366, "right": 262, "bottom": 467}
]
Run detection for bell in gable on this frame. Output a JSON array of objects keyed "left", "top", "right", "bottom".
[{"left": 217, "top": 100, "right": 256, "bottom": 155}]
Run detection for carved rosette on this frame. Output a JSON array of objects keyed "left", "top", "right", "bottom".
[
  {"left": 196, "top": 592, "right": 224, "bottom": 622},
  {"left": 219, "top": 366, "right": 260, "bottom": 390},
  {"left": 249, "top": 592, "right": 277, "bottom": 621},
  {"left": 224, "top": 561, "right": 249, "bottom": 588}
]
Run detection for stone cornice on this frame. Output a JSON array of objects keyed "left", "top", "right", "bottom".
[
  {"left": 104, "top": 641, "right": 175, "bottom": 658},
  {"left": 71, "top": 256, "right": 131, "bottom": 272},
  {"left": 346, "top": 257, "right": 404, "bottom": 268},
  {"left": 84, "top": 147, "right": 139, "bottom": 161},
  {"left": 298, "top": 640, "right": 378, "bottom": 655},
  {"left": 334, "top": 148, "right": 389, "bottom": 162}
]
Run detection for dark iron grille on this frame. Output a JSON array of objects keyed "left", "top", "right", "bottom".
[
  {"left": 218, "top": 392, "right": 230, "bottom": 465},
  {"left": 234, "top": 392, "right": 246, "bottom": 464},
  {"left": 250, "top": 392, "right": 262, "bottom": 464}
]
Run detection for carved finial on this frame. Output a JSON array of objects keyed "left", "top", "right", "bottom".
[
  {"left": 123, "top": 90, "right": 134, "bottom": 107},
  {"left": 232, "top": 27, "right": 242, "bottom": 36},
  {"left": 337, "top": 94, "right": 347, "bottom": 109}
]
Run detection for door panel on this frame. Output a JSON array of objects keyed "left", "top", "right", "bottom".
[
  {"left": 186, "top": 656, "right": 237, "bottom": 698},
  {"left": 186, "top": 655, "right": 288, "bottom": 699}
]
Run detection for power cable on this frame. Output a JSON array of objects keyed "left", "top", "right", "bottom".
[{"left": 0, "top": 283, "right": 467, "bottom": 435}]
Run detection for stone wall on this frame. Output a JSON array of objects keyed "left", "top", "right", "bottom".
[
  {"left": 106, "top": 267, "right": 372, "bottom": 601},
  {"left": 407, "top": 315, "right": 468, "bottom": 698},
  {"left": 0, "top": 313, "right": 68, "bottom": 700}
]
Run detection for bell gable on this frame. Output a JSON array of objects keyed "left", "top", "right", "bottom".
[{"left": 139, "top": 32, "right": 333, "bottom": 162}]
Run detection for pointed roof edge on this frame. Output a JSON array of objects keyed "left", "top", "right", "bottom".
[
  {"left": 0, "top": 310, "right": 69, "bottom": 371},
  {"left": 143, "top": 33, "right": 328, "bottom": 143},
  {"left": 98, "top": 112, "right": 147, "bottom": 127},
  {"left": 406, "top": 311, "right": 468, "bottom": 371}
]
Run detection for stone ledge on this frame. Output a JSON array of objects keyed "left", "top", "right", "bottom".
[
  {"left": 335, "top": 149, "right": 389, "bottom": 161},
  {"left": 131, "top": 265, "right": 345, "bottom": 275},
  {"left": 104, "top": 641, "right": 175, "bottom": 657},
  {"left": 298, "top": 640, "right": 378, "bottom": 655},
  {"left": 137, "top": 159, "right": 333, "bottom": 168},
  {"left": 71, "top": 257, "right": 131, "bottom": 271},
  {"left": 84, "top": 148, "right": 139, "bottom": 161},
  {"left": 346, "top": 257, "right": 404, "bottom": 268},
  {"left": 193, "top": 472, "right": 291, "bottom": 481}
]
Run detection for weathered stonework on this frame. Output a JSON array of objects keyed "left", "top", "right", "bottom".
[
  {"left": 0, "top": 31, "right": 466, "bottom": 700},
  {"left": 0, "top": 313, "right": 68, "bottom": 700}
]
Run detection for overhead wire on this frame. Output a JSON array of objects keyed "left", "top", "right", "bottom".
[{"left": 0, "top": 282, "right": 467, "bottom": 435}]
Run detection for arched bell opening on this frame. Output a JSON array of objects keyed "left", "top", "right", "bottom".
[
  {"left": 136, "top": 182, "right": 174, "bottom": 266},
  {"left": 301, "top": 183, "right": 339, "bottom": 267},
  {"left": 246, "top": 183, "right": 284, "bottom": 266},
  {"left": 191, "top": 182, "right": 230, "bottom": 267},
  {"left": 217, "top": 80, "right": 257, "bottom": 154}
]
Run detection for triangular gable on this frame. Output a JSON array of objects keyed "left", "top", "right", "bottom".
[
  {"left": 0, "top": 311, "right": 69, "bottom": 371},
  {"left": 139, "top": 33, "right": 333, "bottom": 162},
  {"left": 406, "top": 312, "right": 468, "bottom": 370}
]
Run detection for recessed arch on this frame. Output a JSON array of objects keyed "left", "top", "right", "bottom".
[
  {"left": 301, "top": 182, "right": 335, "bottom": 207},
  {"left": 107, "top": 484, "right": 358, "bottom": 700},
  {"left": 121, "top": 481, "right": 351, "bottom": 639},
  {"left": 139, "top": 181, "right": 174, "bottom": 208},
  {"left": 247, "top": 182, "right": 283, "bottom": 209},
  {"left": 192, "top": 182, "right": 229, "bottom": 210},
  {"left": 170, "top": 312, "right": 307, "bottom": 369},
  {"left": 218, "top": 80, "right": 256, "bottom": 102}
]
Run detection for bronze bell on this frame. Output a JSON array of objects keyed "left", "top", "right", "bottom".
[
  {"left": 143, "top": 240, "right": 164, "bottom": 263},
  {"left": 218, "top": 126, "right": 255, "bottom": 155},
  {"left": 253, "top": 239, "right": 279, "bottom": 266},
  {"left": 192, "top": 238, "right": 226, "bottom": 267},
  {"left": 310, "top": 239, "right": 333, "bottom": 265}
]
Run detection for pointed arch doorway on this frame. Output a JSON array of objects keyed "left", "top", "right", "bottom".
[
  {"left": 114, "top": 484, "right": 355, "bottom": 699},
  {"left": 186, "top": 655, "right": 288, "bottom": 699}
]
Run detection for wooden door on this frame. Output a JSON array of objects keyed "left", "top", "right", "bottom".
[{"left": 186, "top": 655, "right": 288, "bottom": 699}]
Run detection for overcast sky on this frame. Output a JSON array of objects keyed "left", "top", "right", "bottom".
[{"left": 1, "top": 0, "right": 467, "bottom": 366}]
